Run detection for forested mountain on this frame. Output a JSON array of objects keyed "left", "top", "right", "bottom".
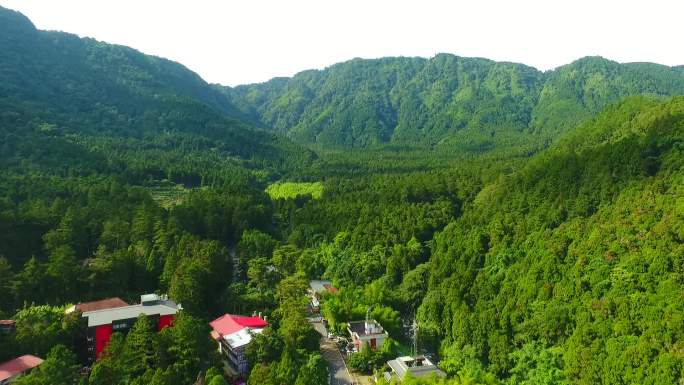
[
  {"left": 249, "top": 96, "right": 683, "bottom": 385},
  {"left": 1, "top": 5, "right": 683, "bottom": 385},
  {"left": 418, "top": 96, "right": 684, "bottom": 384},
  {"left": 223, "top": 54, "right": 684, "bottom": 150},
  {"left": 0, "top": 5, "right": 313, "bottom": 183}
]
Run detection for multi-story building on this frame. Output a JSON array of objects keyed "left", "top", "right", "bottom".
[
  {"left": 210, "top": 313, "right": 268, "bottom": 377},
  {"left": 347, "top": 318, "right": 388, "bottom": 351},
  {"left": 0, "top": 355, "right": 43, "bottom": 385},
  {"left": 78, "top": 294, "right": 180, "bottom": 363}
]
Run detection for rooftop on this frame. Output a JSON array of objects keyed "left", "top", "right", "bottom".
[
  {"left": 210, "top": 314, "right": 268, "bottom": 349},
  {"left": 0, "top": 355, "right": 44, "bottom": 382},
  {"left": 225, "top": 327, "right": 265, "bottom": 349},
  {"left": 309, "top": 280, "right": 337, "bottom": 294},
  {"left": 0, "top": 320, "right": 15, "bottom": 326},
  {"left": 81, "top": 296, "right": 179, "bottom": 327},
  {"left": 387, "top": 356, "right": 446, "bottom": 380},
  {"left": 348, "top": 319, "right": 386, "bottom": 337},
  {"left": 65, "top": 297, "right": 129, "bottom": 314}
]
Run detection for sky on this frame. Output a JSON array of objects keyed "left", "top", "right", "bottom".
[{"left": 2, "top": 0, "right": 683, "bottom": 86}]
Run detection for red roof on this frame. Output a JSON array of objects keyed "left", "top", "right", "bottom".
[
  {"left": 68, "top": 298, "right": 129, "bottom": 313},
  {"left": 0, "top": 355, "right": 43, "bottom": 381},
  {"left": 0, "top": 320, "right": 15, "bottom": 326},
  {"left": 209, "top": 314, "right": 268, "bottom": 337},
  {"left": 323, "top": 284, "right": 339, "bottom": 294}
]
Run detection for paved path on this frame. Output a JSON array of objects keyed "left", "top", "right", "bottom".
[{"left": 312, "top": 320, "right": 354, "bottom": 385}]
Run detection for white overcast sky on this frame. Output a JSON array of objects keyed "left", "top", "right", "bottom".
[{"left": 2, "top": 0, "right": 682, "bottom": 86}]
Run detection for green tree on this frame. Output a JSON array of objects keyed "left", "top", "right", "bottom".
[
  {"left": 169, "top": 259, "right": 208, "bottom": 314},
  {"left": 45, "top": 245, "right": 81, "bottom": 302},
  {"left": 166, "top": 313, "right": 212, "bottom": 384},
  {"left": 124, "top": 314, "right": 156, "bottom": 378},
  {"left": 12, "top": 257, "right": 47, "bottom": 305},
  {"left": 272, "top": 244, "right": 300, "bottom": 277},
  {"left": 508, "top": 343, "right": 568, "bottom": 385},
  {"left": 238, "top": 229, "right": 278, "bottom": 279},
  {"left": 295, "top": 353, "right": 328, "bottom": 385},
  {"left": 247, "top": 363, "right": 275, "bottom": 385},
  {"left": 88, "top": 333, "right": 126, "bottom": 385}
]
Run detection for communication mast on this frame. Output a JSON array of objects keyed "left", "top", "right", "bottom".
[{"left": 410, "top": 319, "right": 419, "bottom": 358}]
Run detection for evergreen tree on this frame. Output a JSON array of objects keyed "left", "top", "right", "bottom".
[
  {"left": 89, "top": 333, "right": 126, "bottom": 385},
  {"left": 295, "top": 353, "right": 328, "bottom": 385},
  {"left": 124, "top": 314, "right": 156, "bottom": 378}
]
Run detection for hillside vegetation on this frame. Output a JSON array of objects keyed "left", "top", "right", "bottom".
[
  {"left": 224, "top": 55, "right": 684, "bottom": 151},
  {"left": 0, "top": 6, "right": 313, "bottom": 185},
  {"left": 0, "top": 5, "right": 682, "bottom": 385}
]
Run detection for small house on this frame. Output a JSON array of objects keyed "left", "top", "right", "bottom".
[
  {"left": 347, "top": 319, "right": 388, "bottom": 351},
  {"left": 308, "top": 280, "right": 338, "bottom": 312},
  {"left": 386, "top": 355, "right": 446, "bottom": 382},
  {"left": 0, "top": 355, "right": 43, "bottom": 385}
]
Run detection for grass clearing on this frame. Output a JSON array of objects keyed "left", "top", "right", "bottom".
[{"left": 266, "top": 181, "right": 324, "bottom": 200}]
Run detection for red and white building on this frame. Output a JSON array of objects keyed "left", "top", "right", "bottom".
[
  {"left": 0, "top": 355, "right": 43, "bottom": 385},
  {"left": 210, "top": 313, "right": 268, "bottom": 377},
  {"left": 77, "top": 294, "right": 180, "bottom": 362}
]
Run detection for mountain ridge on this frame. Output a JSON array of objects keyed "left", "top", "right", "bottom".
[
  {"left": 5, "top": 3, "right": 683, "bottom": 155},
  {"left": 221, "top": 54, "right": 684, "bottom": 150},
  {"left": 0, "top": 5, "right": 313, "bottom": 182}
]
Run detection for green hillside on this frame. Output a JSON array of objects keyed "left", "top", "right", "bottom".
[
  {"left": 421, "top": 96, "right": 684, "bottom": 384},
  {"left": 223, "top": 55, "right": 684, "bottom": 152},
  {"left": 0, "top": 5, "right": 682, "bottom": 385},
  {"left": 0, "top": 5, "right": 313, "bottom": 183},
  {"left": 236, "top": 96, "right": 684, "bottom": 385}
]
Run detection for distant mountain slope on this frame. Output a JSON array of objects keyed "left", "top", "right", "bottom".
[
  {"left": 532, "top": 57, "right": 684, "bottom": 135},
  {"left": 0, "top": 6, "right": 312, "bottom": 181},
  {"left": 223, "top": 54, "right": 684, "bottom": 149},
  {"left": 0, "top": 6, "right": 251, "bottom": 123}
]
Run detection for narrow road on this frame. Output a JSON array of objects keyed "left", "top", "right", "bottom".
[{"left": 311, "top": 318, "right": 355, "bottom": 385}]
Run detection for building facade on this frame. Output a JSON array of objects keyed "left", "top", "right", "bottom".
[{"left": 79, "top": 294, "right": 180, "bottom": 363}]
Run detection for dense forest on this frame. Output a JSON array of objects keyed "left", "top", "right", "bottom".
[{"left": 0, "top": 5, "right": 682, "bottom": 385}]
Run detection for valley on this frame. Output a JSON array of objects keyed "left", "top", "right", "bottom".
[{"left": 0, "top": 5, "right": 682, "bottom": 385}]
